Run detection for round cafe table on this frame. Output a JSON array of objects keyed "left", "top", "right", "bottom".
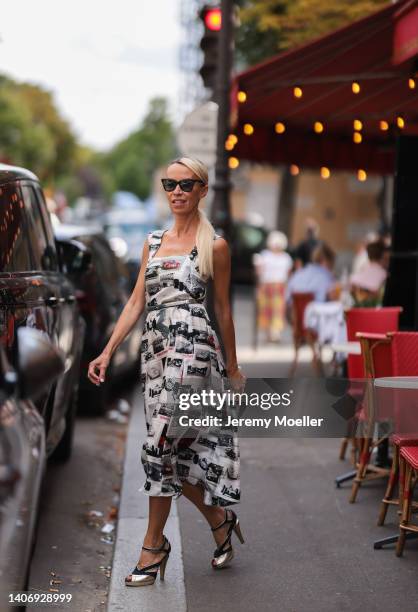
[{"left": 373, "top": 376, "right": 418, "bottom": 550}]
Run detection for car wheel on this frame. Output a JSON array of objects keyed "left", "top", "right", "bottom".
[{"left": 50, "top": 385, "right": 78, "bottom": 462}]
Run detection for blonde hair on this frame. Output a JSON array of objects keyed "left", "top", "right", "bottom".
[{"left": 168, "top": 156, "right": 215, "bottom": 279}]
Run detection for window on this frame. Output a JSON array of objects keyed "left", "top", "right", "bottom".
[
  {"left": 21, "top": 184, "right": 58, "bottom": 271},
  {"left": 0, "top": 182, "right": 31, "bottom": 273}
]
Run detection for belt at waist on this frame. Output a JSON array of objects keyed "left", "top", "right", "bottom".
[{"left": 146, "top": 299, "right": 205, "bottom": 312}]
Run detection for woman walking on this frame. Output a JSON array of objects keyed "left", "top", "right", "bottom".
[{"left": 88, "top": 157, "right": 246, "bottom": 587}]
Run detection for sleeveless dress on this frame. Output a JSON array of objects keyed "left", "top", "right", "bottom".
[{"left": 139, "top": 229, "right": 241, "bottom": 507}]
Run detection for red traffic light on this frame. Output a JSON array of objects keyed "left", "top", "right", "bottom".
[{"left": 204, "top": 8, "right": 221, "bottom": 31}]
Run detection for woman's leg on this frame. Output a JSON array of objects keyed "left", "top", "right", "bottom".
[
  {"left": 181, "top": 481, "right": 232, "bottom": 548},
  {"left": 135, "top": 496, "right": 172, "bottom": 568}
]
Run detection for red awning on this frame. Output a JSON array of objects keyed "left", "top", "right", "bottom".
[{"left": 230, "top": 0, "right": 418, "bottom": 174}]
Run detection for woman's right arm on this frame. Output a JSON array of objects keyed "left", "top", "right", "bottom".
[{"left": 87, "top": 239, "right": 149, "bottom": 386}]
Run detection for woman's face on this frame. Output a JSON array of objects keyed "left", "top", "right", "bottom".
[{"left": 165, "top": 163, "right": 208, "bottom": 216}]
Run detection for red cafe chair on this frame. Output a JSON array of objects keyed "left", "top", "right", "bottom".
[
  {"left": 289, "top": 292, "right": 320, "bottom": 377},
  {"left": 377, "top": 332, "right": 418, "bottom": 525},
  {"left": 338, "top": 307, "right": 402, "bottom": 467}
]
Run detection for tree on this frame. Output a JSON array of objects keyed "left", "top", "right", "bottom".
[
  {"left": 236, "top": 0, "right": 389, "bottom": 67},
  {"left": 0, "top": 74, "right": 77, "bottom": 182},
  {"left": 105, "top": 97, "right": 176, "bottom": 200}
]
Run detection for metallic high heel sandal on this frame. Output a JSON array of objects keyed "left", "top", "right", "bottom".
[
  {"left": 211, "top": 509, "right": 245, "bottom": 569},
  {"left": 125, "top": 535, "right": 171, "bottom": 587}
]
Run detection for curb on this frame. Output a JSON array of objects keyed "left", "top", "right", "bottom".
[{"left": 107, "top": 391, "right": 187, "bottom": 612}]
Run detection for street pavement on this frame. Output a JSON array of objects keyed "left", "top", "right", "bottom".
[{"left": 107, "top": 287, "right": 418, "bottom": 612}]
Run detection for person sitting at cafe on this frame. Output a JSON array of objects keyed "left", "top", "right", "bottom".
[
  {"left": 286, "top": 243, "right": 336, "bottom": 304},
  {"left": 349, "top": 239, "right": 389, "bottom": 307}
]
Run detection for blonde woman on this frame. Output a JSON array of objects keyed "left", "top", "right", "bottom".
[{"left": 88, "top": 157, "right": 246, "bottom": 587}]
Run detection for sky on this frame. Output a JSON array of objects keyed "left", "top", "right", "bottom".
[{"left": 0, "top": 1, "right": 182, "bottom": 150}]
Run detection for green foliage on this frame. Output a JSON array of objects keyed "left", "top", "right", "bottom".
[
  {"left": 0, "top": 74, "right": 175, "bottom": 205},
  {"left": 104, "top": 97, "right": 176, "bottom": 201},
  {"left": 0, "top": 74, "right": 77, "bottom": 181},
  {"left": 236, "top": 0, "right": 389, "bottom": 67}
]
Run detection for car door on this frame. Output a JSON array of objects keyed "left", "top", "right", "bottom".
[
  {"left": 0, "top": 180, "right": 53, "bottom": 418},
  {"left": 21, "top": 182, "right": 80, "bottom": 451}
]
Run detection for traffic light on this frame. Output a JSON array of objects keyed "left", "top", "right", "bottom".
[{"left": 199, "top": 6, "right": 222, "bottom": 93}]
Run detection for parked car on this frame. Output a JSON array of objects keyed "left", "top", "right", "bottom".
[
  {"left": 0, "top": 327, "right": 65, "bottom": 600},
  {"left": 0, "top": 164, "right": 85, "bottom": 460},
  {"left": 54, "top": 224, "right": 142, "bottom": 414},
  {"left": 101, "top": 208, "right": 158, "bottom": 290},
  {"left": 230, "top": 221, "right": 268, "bottom": 284}
]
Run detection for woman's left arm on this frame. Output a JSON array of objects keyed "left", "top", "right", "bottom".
[{"left": 212, "top": 238, "right": 241, "bottom": 379}]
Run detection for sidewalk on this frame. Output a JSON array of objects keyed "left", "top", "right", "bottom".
[{"left": 107, "top": 393, "right": 186, "bottom": 612}]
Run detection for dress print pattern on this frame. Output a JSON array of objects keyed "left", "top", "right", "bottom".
[{"left": 139, "top": 229, "right": 241, "bottom": 506}]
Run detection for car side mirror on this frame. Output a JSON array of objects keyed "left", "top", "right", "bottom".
[
  {"left": 14, "top": 327, "right": 65, "bottom": 401},
  {"left": 55, "top": 239, "right": 92, "bottom": 275}
]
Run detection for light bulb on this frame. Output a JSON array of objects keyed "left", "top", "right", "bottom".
[{"left": 275, "top": 122, "right": 286, "bottom": 134}]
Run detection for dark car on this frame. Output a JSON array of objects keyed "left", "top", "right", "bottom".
[
  {"left": 230, "top": 221, "right": 268, "bottom": 284},
  {"left": 54, "top": 224, "right": 142, "bottom": 414},
  {"left": 0, "top": 164, "right": 85, "bottom": 460},
  {"left": 0, "top": 327, "right": 65, "bottom": 601}
]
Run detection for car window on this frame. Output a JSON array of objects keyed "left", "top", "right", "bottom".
[
  {"left": 33, "top": 185, "right": 57, "bottom": 246},
  {"left": 0, "top": 182, "right": 32, "bottom": 273},
  {"left": 21, "top": 184, "right": 58, "bottom": 271}
]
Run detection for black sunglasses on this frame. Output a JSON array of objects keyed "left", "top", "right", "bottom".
[{"left": 161, "top": 178, "right": 206, "bottom": 192}]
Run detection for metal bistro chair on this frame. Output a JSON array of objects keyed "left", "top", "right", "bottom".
[{"left": 335, "top": 307, "right": 402, "bottom": 492}]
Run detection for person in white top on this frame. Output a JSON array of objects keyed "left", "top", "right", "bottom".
[{"left": 253, "top": 230, "right": 293, "bottom": 342}]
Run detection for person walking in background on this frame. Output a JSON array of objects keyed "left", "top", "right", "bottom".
[
  {"left": 88, "top": 157, "right": 246, "bottom": 588},
  {"left": 253, "top": 230, "right": 293, "bottom": 342},
  {"left": 293, "top": 217, "right": 321, "bottom": 268},
  {"left": 286, "top": 243, "right": 336, "bottom": 305},
  {"left": 350, "top": 238, "right": 389, "bottom": 306}
]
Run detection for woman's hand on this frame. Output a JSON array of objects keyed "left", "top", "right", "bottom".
[
  {"left": 226, "top": 364, "right": 246, "bottom": 392},
  {"left": 87, "top": 352, "right": 111, "bottom": 386}
]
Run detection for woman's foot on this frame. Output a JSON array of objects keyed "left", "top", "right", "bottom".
[
  {"left": 125, "top": 535, "right": 170, "bottom": 586},
  {"left": 209, "top": 508, "right": 245, "bottom": 569}
]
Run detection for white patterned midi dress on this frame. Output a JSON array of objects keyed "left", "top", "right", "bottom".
[{"left": 139, "top": 229, "right": 241, "bottom": 507}]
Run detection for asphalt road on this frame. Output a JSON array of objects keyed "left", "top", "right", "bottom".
[{"left": 27, "top": 381, "right": 135, "bottom": 612}]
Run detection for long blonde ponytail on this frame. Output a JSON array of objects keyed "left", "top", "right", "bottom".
[{"left": 168, "top": 156, "right": 216, "bottom": 279}]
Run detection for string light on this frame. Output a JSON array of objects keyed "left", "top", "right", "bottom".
[
  {"left": 409, "top": 78, "right": 416, "bottom": 90},
  {"left": 357, "top": 169, "right": 367, "bottom": 182},
  {"left": 379, "top": 120, "right": 389, "bottom": 131},
  {"left": 353, "top": 119, "right": 363, "bottom": 131},
  {"left": 229, "top": 157, "right": 239, "bottom": 169},
  {"left": 290, "top": 164, "right": 300, "bottom": 176},
  {"left": 225, "top": 134, "right": 238, "bottom": 150},
  {"left": 293, "top": 86, "right": 303, "bottom": 98},
  {"left": 320, "top": 166, "right": 331, "bottom": 179},
  {"left": 237, "top": 91, "right": 247, "bottom": 103},
  {"left": 352, "top": 81, "right": 361, "bottom": 94},
  {"left": 243, "top": 123, "right": 254, "bottom": 135},
  {"left": 353, "top": 132, "right": 362, "bottom": 144},
  {"left": 396, "top": 116, "right": 405, "bottom": 129},
  {"left": 314, "top": 121, "right": 324, "bottom": 133},
  {"left": 275, "top": 122, "right": 286, "bottom": 134}
]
